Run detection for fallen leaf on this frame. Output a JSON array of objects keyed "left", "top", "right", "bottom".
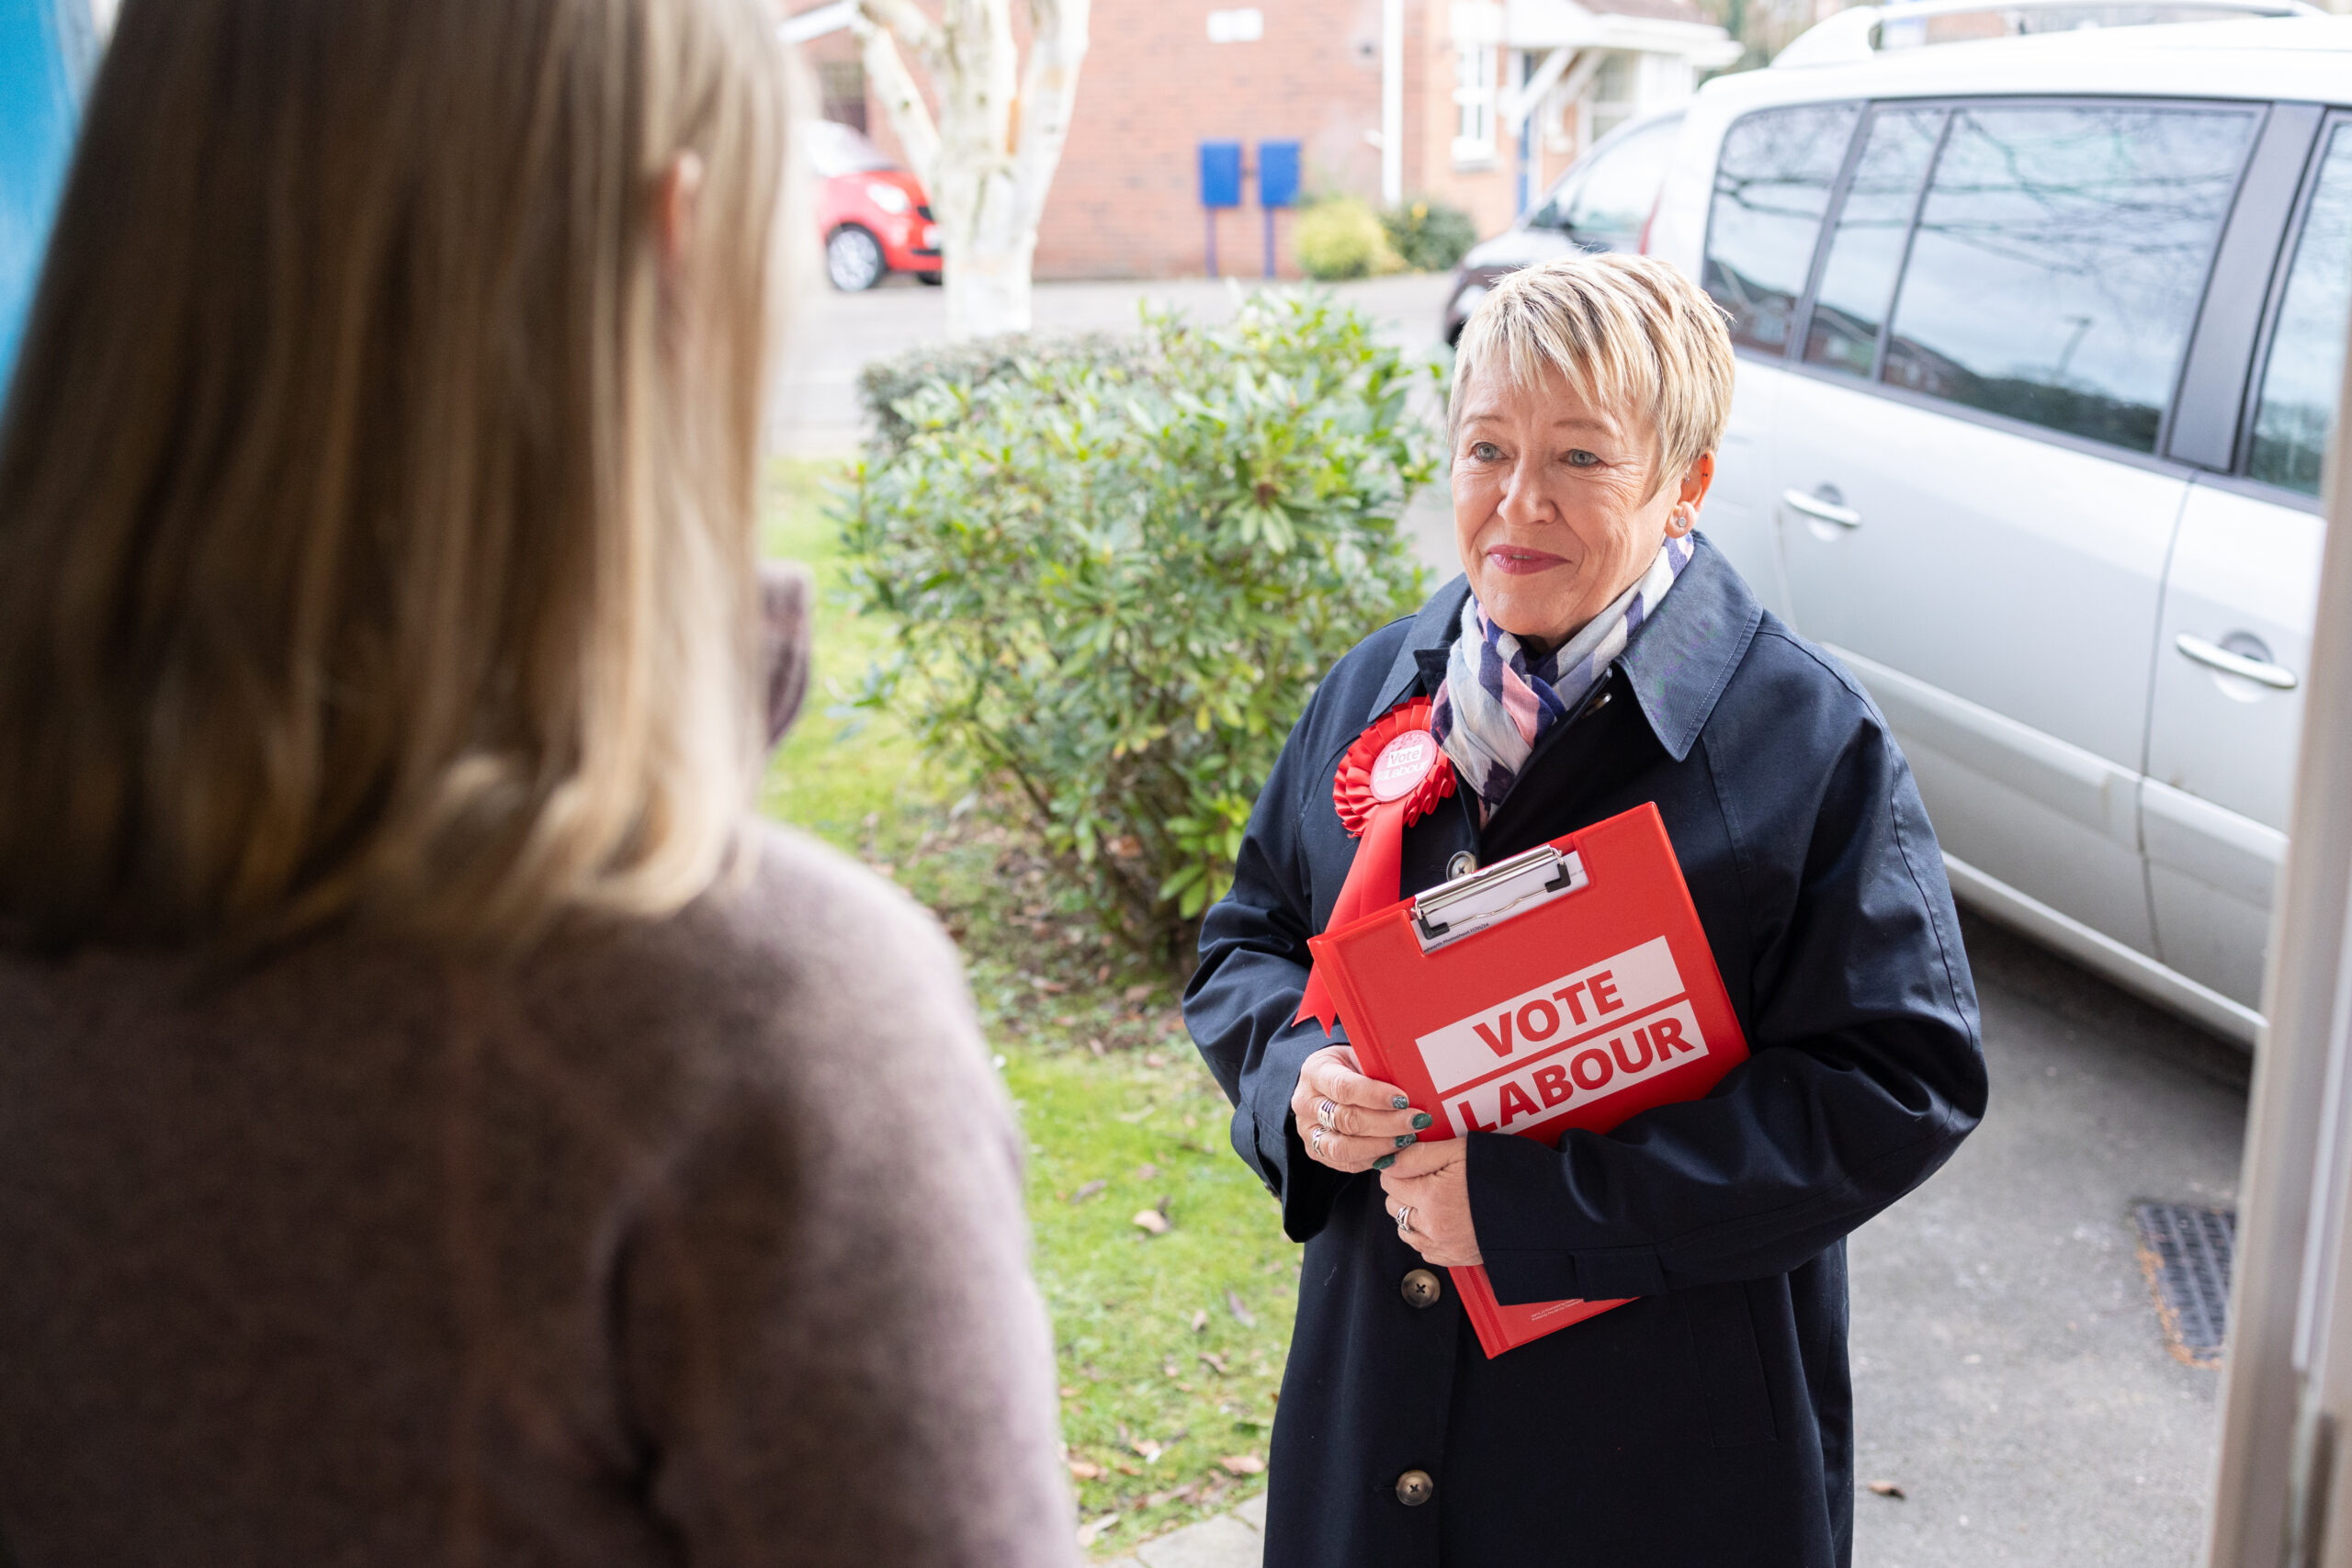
[
  {"left": 1114, "top": 1461, "right": 1143, "bottom": 1476},
  {"left": 1199, "top": 1351, "right": 1228, "bottom": 1375},
  {"left": 1132, "top": 1209, "right": 1170, "bottom": 1235},
  {"left": 1075, "top": 1513, "right": 1121, "bottom": 1549},
  {"left": 1143, "top": 1483, "right": 1197, "bottom": 1507},
  {"left": 1191, "top": 1309, "right": 1210, "bottom": 1333},
  {"left": 1069, "top": 1179, "right": 1107, "bottom": 1204},
  {"left": 1867, "top": 1480, "right": 1906, "bottom": 1500},
  {"left": 1163, "top": 1359, "right": 1182, "bottom": 1378},
  {"left": 1059, "top": 1385, "right": 1079, "bottom": 1399},
  {"left": 1131, "top": 1438, "right": 1163, "bottom": 1462},
  {"left": 1068, "top": 1459, "right": 1103, "bottom": 1480},
  {"left": 1095, "top": 964, "right": 1111, "bottom": 983},
  {"left": 1088, "top": 1037, "right": 1106, "bottom": 1056},
  {"left": 1144, "top": 1052, "right": 1167, "bottom": 1068},
  {"left": 1219, "top": 1453, "right": 1266, "bottom": 1476},
  {"left": 1030, "top": 976, "right": 1069, "bottom": 994},
  {"left": 1125, "top": 983, "right": 1155, "bottom": 1003},
  {"left": 1226, "top": 1288, "right": 1257, "bottom": 1327},
  {"left": 1135, "top": 1162, "right": 1160, "bottom": 1180}
]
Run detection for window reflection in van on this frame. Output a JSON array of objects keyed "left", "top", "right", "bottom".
[
  {"left": 1882, "top": 105, "right": 2255, "bottom": 454},
  {"left": 1702, "top": 103, "right": 1860, "bottom": 354},
  {"left": 2249, "top": 123, "right": 2352, "bottom": 497},
  {"left": 1803, "top": 107, "right": 1945, "bottom": 378}
]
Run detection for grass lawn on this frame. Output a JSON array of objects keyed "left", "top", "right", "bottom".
[{"left": 761, "top": 460, "right": 1299, "bottom": 1557}]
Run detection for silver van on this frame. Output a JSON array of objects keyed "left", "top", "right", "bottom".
[{"left": 1647, "top": 7, "right": 2352, "bottom": 1043}]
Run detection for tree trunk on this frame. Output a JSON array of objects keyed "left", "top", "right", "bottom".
[{"left": 854, "top": 0, "right": 1089, "bottom": 341}]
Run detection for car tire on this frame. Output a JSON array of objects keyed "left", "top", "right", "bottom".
[
  {"left": 916, "top": 270, "right": 944, "bottom": 287},
  {"left": 826, "top": 225, "right": 888, "bottom": 292}
]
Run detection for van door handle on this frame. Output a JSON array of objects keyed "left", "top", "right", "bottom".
[
  {"left": 1781, "top": 487, "right": 1861, "bottom": 528},
  {"left": 2177, "top": 633, "right": 2299, "bottom": 691}
]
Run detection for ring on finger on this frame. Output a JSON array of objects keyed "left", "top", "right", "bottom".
[
  {"left": 1316, "top": 1098, "right": 1340, "bottom": 1129},
  {"left": 1308, "top": 1124, "right": 1328, "bottom": 1156},
  {"left": 1396, "top": 1204, "right": 1414, "bottom": 1234}
]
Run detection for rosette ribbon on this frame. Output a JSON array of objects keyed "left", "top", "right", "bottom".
[{"left": 1295, "top": 695, "right": 1458, "bottom": 1034}]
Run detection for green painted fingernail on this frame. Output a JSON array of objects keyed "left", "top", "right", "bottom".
[
  {"left": 1391, "top": 1096, "right": 1410, "bottom": 1110},
  {"left": 1394, "top": 1133, "right": 1418, "bottom": 1147},
  {"left": 1374, "top": 1155, "right": 1396, "bottom": 1169},
  {"left": 1411, "top": 1111, "right": 1433, "bottom": 1130}
]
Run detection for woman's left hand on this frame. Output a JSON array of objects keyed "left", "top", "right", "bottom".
[{"left": 1379, "top": 1140, "right": 1482, "bottom": 1268}]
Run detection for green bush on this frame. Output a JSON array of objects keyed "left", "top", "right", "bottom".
[
  {"left": 842, "top": 295, "right": 1441, "bottom": 969},
  {"left": 1295, "top": 197, "right": 1403, "bottom": 282},
  {"left": 1382, "top": 198, "right": 1479, "bottom": 273}
]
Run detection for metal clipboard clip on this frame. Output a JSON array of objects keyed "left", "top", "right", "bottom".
[{"left": 1409, "top": 843, "right": 1589, "bottom": 953}]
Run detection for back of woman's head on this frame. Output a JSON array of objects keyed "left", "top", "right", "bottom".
[{"left": 0, "top": 0, "right": 787, "bottom": 952}]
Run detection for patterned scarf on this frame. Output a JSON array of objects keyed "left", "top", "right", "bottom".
[{"left": 1431, "top": 533, "right": 1695, "bottom": 820}]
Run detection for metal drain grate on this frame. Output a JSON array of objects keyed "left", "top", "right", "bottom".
[{"left": 2132, "top": 1203, "right": 2236, "bottom": 1368}]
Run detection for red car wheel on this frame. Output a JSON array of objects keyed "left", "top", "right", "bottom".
[{"left": 825, "top": 224, "right": 887, "bottom": 292}]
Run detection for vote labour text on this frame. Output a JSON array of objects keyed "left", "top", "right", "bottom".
[{"left": 1412, "top": 936, "right": 1705, "bottom": 1136}]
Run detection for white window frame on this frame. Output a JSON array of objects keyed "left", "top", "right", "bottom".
[
  {"left": 1589, "top": 51, "right": 1636, "bottom": 143},
  {"left": 1205, "top": 8, "right": 1264, "bottom": 44},
  {"left": 1453, "top": 40, "right": 1498, "bottom": 165},
  {"left": 1449, "top": 1, "right": 1503, "bottom": 166}
]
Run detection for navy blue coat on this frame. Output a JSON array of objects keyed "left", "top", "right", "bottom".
[{"left": 1183, "top": 539, "right": 1985, "bottom": 1568}]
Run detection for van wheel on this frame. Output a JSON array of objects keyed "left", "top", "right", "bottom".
[{"left": 826, "top": 225, "right": 887, "bottom": 292}]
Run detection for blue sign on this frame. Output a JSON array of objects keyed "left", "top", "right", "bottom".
[
  {"left": 0, "top": 0, "right": 94, "bottom": 382},
  {"left": 1258, "top": 141, "right": 1301, "bottom": 209},
  {"left": 1198, "top": 141, "right": 1243, "bottom": 210}
]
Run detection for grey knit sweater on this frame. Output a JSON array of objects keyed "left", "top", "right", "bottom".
[{"left": 0, "top": 823, "right": 1078, "bottom": 1566}]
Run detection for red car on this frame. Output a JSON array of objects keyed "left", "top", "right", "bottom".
[{"left": 804, "top": 120, "right": 940, "bottom": 291}]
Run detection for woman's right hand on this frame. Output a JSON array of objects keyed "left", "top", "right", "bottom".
[{"left": 1290, "top": 1044, "right": 1432, "bottom": 1173}]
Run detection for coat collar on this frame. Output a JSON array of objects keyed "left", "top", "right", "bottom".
[{"left": 1364, "top": 533, "right": 1762, "bottom": 764}]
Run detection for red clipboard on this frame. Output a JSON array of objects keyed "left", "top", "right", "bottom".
[{"left": 1306, "top": 802, "right": 1749, "bottom": 1358}]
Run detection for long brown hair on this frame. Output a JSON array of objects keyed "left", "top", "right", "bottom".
[{"left": 0, "top": 0, "right": 787, "bottom": 952}]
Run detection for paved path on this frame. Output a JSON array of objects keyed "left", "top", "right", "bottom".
[
  {"left": 1099, "top": 1492, "right": 1267, "bottom": 1568},
  {"left": 770, "top": 271, "right": 1459, "bottom": 460}
]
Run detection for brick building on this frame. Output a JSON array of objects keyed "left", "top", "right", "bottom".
[{"left": 788, "top": 0, "right": 1737, "bottom": 280}]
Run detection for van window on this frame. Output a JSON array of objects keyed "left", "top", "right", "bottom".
[
  {"left": 1803, "top": 107, "right": 1945, "bottom": 378},
  {"left": 1702, "top": 103, "right": 1860, "bottom": 354},
  {"left": 1883, "top": 104, "right": 2255, "bottom": 454},
  {"left": 2248, "top": 124, "right": 2352, "bottom": 497}
]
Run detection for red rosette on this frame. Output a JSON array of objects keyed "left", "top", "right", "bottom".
[
  {"left": 1295, "top": 696, "right": 1458, "bottom": 1033},
  {"left": 1332, "top": 695, "right": 1456, "bottom": 837}
]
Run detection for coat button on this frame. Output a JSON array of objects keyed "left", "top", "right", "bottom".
[
  {"left": 1400, "top": 1268, "right": 1442, "bottom": 1309},
  {"left": 1396, "top": 1469, "right": 1435, "bottom": 1506},
  {"left": 1445, "top": 851, "right": 1476, "bottom": 880}
]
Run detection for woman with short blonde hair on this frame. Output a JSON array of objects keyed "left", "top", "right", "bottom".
[
  {"left": 1188, "top": 253, "right": 1984, "bottom": 1567},
  {"left": 0, "top": 2, "right": 1077, "bottom": 1562}
]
